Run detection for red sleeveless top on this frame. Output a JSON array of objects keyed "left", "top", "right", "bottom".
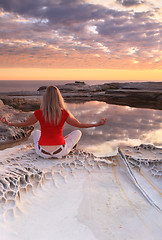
[{"left": 34, "top": 109, "right": 69, "bottom": 145}]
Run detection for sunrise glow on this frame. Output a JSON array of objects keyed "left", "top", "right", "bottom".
[{"left": 0, "top": 0, "right": 161, "bottom": 81}]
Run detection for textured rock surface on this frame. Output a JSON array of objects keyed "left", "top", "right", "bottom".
[
  {"left": 0, "top": 142, "right": 161, "bottom": 219},
  {"left": 119, "top": 144, "right": 162, "bottom": 211},
  {"left": 0, "top": 96, "right": 40, "bottom": 112},
  {"left": 0, "top": 100, "right": 33, "bottom": 147},
  {"left": 0, "top": 143, "right": 161, "bottom": 240},
  {"left": 0, "top": 144, "right": 117, "bottom": 219}
]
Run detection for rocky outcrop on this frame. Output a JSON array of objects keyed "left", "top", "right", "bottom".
[
  {"left": 1, "top": 97, "right": 40, "bottom": 112},
  {"left": 60, "top": 82, "right": 162, "bottom": 110},
  {"left": 0, "top": 100, "right": 34, "bottom": 148},
  {"left": 104, "top": 89, "right": 162, "bottom": 110},
  {"left": 0, "top": 143, "right": 161, "bottom": 220},
  {"left": 1, "top": 81, "right": 162, "bottom": 111}
]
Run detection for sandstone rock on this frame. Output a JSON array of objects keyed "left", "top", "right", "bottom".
[
  {"left": 1, "top": 97, "right": 40, "bottom": 111},
  {"left": 0, "top": 103, "right": 34, "bottom": 147},
  {"left": 0, "top": 100, "right": 4, "bottom": 107},
  {"left": 1, "top": 82, "right": 162, "bottom": 111},
  {"left": 105, "top": 90, "right": 162, "bottom": 110}
]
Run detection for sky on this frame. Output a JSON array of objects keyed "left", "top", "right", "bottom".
[{"left": 0, "top": 0, "right": 161, "bottom": 81}]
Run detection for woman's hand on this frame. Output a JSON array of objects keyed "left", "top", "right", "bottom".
[
  {"left": 0, "top": 116, "right": 9, "bottom": 125},
  {"left": 0, "top": 114, "right": 37, "bottom": 127},
  {"left": 96, "top": 118, "right": 107, "bottom": 126},
  {"left": 66, "top": 112, "right": 107, "bottom": 128}
]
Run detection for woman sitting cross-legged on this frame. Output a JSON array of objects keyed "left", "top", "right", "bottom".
[{"left": 0, "top": 86, "right": 107, "bottom": 159}]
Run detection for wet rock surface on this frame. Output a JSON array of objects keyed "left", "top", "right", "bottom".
[{"left": 1, "top": 81, "right": 162, "bottom": 111}]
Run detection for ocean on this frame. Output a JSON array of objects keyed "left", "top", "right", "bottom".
[
  {"left": 0, "top": 80, "right": 113, "bottom": 93},
  {"left": 0, "top": 79, "right": 152, "bottom": 93}
]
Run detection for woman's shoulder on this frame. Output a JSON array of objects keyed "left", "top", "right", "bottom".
[
  {"left": 34, "top": 108, "right": 42, "bottom": 113},
  {"left": 34, "top": 109, "right": 42, "bottom": 118},
  {"left": 61, "top": 109, "right": 69, "bottom": 118}
]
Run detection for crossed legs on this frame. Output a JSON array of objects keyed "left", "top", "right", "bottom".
[{"left": 33, "top": 129, "right": 82, "bottom": 158}]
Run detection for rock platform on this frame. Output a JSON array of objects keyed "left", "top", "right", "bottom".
[{"left": 1, "top": 81, "right": 162, "bottom": 111}]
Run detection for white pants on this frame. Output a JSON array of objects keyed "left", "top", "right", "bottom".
[{"left": 33, "top": 130, "right": 82, "bottom": 159}]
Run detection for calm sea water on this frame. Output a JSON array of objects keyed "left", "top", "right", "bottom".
[
  {"left": 0, "top": 80, "right": 115, "bottom": 93},
  {"left": 0, "top": 79, "right": 150, "bottom": 93}
]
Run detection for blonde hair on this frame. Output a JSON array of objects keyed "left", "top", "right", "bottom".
[{"left": 41, "top": 86, "right": 66, "bottom": 124}]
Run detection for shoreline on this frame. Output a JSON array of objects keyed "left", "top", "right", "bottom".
[{"left": 0, "top": 81, "right": 162, "bottom": 111}]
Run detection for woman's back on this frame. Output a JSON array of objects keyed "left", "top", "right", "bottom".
[{"left": 34, "top": 109, "right": 69, "bottom": 146}]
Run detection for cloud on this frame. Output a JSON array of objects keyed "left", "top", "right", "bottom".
[
  {"left": 116, "top": 0, "right": 145, "bottom": 7},
  {"left": 0, "top": 0, "right": 161, "bottom": 69}
]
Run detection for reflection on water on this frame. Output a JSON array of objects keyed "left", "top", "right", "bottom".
[{"left": 63, "top": 101, "right": 162, "bottom": 157}]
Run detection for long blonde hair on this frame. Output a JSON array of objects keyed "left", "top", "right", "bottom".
[{"left": 41, "top": 86, "right": 66, "bottom": 124}]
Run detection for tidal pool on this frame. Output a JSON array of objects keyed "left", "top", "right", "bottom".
[
  {"left": 16, "top": 101, "right": 162, "bottom": 157},
  {"left": 63, "top": 101, "right": 162, "bottom": 156}
]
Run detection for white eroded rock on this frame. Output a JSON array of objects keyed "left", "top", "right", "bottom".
[{"left": 0, "top": 143, "right": 161, "bottom": 239}]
